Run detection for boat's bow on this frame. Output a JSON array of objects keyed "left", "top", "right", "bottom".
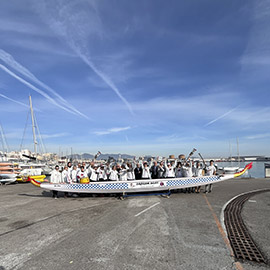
[
  {"left": 219, "top": 162, "right": 252, "bottom": 181},
  {"left": 234, "top": 162, "right": 252, "bottom": 178}
]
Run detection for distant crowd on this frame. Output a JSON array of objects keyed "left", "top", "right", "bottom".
[{"left": 50, "top": 158, "right": 216, "bottom": 196}]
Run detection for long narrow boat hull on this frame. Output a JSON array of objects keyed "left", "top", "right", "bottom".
[
  {"left": 31, "top": 163, "right": 253, "bottom": 194},
  {"left": 38, "top": 175, "right": 225, "bottom": 194}
]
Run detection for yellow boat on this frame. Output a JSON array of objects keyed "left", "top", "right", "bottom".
[{"left": 16, "top": 174, "right": 46, "bottom": 183}]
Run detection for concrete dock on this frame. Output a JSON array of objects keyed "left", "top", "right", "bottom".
[{"left": 0, "top": 178, "right": 269, "bottom": 270}]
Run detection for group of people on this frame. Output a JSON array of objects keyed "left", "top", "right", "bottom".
[{"left": 50, "top": 158, "right": 216, "bottom": 198}]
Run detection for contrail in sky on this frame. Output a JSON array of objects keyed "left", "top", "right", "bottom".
[
  {"left": 34, "top": 0, "right": 134, "bottom": 115},
  {"left": 77, "top": 51, "right": 134, "bottom": 115},
  {"left": 0, "top": 92, "right": 42, "bottom": 112},
  {"left": 0, "top": 93, "right": 29, "bottom": 108},
  {"left": 204, "top": 106, "right": 240, "bottom": 127},
  {"left": 0, "top": 49, "right": 88, "bottom": 119},
  {"left": 0, "top": 63, "right": 87, "bottom": 117}
]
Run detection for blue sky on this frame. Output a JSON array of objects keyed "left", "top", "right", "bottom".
[{"left": 0, "top": 0, "right": 270, "bottom": 157}]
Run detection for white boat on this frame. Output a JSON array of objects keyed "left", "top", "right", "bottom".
[
  {"left": 0, "top": 162, "right": 20, "bottom": 184},
  {"left": 0, "top": 173, "right": 17, "bottom": 184},
  {"left": 31, "top": 163, "right": 253, "bottom": 194},
  {"left": 217, "top": 166, "right": 241, "bottom": 174}
]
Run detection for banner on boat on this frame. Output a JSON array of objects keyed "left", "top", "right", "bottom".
[{"left": 129, "top": 180, "right": 164, "bottom": 189}]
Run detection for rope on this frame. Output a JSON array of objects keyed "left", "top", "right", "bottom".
[
  {"left": 20, "top": 110, "right": 30, "bottom": 151},
  {"left": 34, "top": 112, "right": 46, "bottom": 154}
]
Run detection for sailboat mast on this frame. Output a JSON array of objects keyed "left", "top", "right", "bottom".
[
  {"left": 229, "top": 140, "right": 232, "bottom": 164},
  {"left": 0, "top": 123, "right": 7, "bottom": 153},
  {"left": 237, "top": 137, "right": 240, "bottom": 167},
  {"left": 29, "top": 95, "right": 37, "bottom": 156}
]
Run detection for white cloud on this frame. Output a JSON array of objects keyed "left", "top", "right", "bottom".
[
  {"left": 41, "top": 132, "right": 69, "bottom": 139},
  {"left": 241, "top": 56, "right": 270, "bottom": 66},
  {"left": 93, "top": 126, "right": 131, "bottom": 136},
  {"left": 0, "top": 17, "right": 51, "bottom": 37},
  {"left": 245, "top": 133, "right": 270, "bottom": 140}
]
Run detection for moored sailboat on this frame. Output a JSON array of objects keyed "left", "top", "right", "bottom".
[{"left": 16, "top": 95, "right": 47, "bottom": 182}]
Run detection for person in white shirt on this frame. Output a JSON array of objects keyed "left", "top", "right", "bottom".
[
  {"left": 76, "top": 166, "right": 88, "bottom": 182},
  {"left": 126, "top": 163, "right": 135, "bottom": 180},
  {"left": 61, "top": 166, "right": 71, "bottom": 198},
  {"left": 182, "top": 161, "right": 193, "bottom": 193},
  {"left": 62, "top": 166, "right": 71, "bottom": 184},
  {"left": 109, "top": 165, "right": 119, "bottom": 181},
  {"left": 204, "top": 160, "right": 216, "bottom": 193},
  {"left": 164, "top": 159, "right": 177, "bottom": 178},
  {"left": 119, "top": 164, "right": 128, "bottom": 181},
  {"left": 194, "top": 161, "right": 203, "bottom": 177},
  {"left": 108, "top": 165, "right": 119, "bottom": 181},
  {"left": 182, "top": 161, "right": 193, "bottom": 178},
  {"left": 67, "top": 162, "right": 73, "bottom": 179},
  {"left": 194, "top": 161, "right": 203, "bottom": 193},
  {"left": 50, "top": 165, "right": 62, "bottom": 198},
  {"left": 89, "top": 165, "right": 99, "bottom": 182},
  {"left": 76, "top": 164, "right": 81, "bottom": 178},
  {"left": 71, "top": 165, "right": 78, "bottom": 183},
  {"left": 141, "top": 162, "right": 151, "bottom": 179},
  {"left": 97, "top": 165, "right": 107, "bottom": 181}
]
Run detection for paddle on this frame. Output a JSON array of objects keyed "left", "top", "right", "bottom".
[
  {"left": 198, "top": 153, "right": 207, "bottom": 168},
  {"left": 184, "top": 148, "right": 197, "bottom": 165}
]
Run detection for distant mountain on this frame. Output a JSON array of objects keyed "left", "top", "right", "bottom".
[
  {"left": 68, "top": 153, "right": 135, "bottom": 160},
  {"left": 68, "top": 153, "right": 94, "bottom": 160},
  {"left": 99, "top": 153, "right": 135, "bottom": 160}
]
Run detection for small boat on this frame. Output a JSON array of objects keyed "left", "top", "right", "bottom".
[
  {"left": 217, "top": 166, "right": 241, "bottom": 174},
  {"left": 31, "top": 163, "right": 253, "bottom": 194},
  {"left": 0, "top": 174, "right": 17, "bottom": 184},
  {"left": 0, "top": 162, "right": 20, "bottom": 184},
  {"left": 17, "top": 164, "right": 47, "bottom": 183},
  {"left": 16, "top": 174, "right": 46, "bottom": 183}
]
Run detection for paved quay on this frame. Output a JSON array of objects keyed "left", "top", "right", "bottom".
[{"left": 0, "top": 178, "right": 269, "bottom": 270}]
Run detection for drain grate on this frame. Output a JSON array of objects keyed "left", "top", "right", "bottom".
[{"left": 224, "top": 189, "right": 270, "bottom": 264}]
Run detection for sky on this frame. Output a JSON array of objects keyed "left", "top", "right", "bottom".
[{"left": 0, "top": 0, "right": 270, "bottom": 157}]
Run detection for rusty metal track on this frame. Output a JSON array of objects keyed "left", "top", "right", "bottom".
[{"left": 224, "top": 189, "right": 270, "bottom": 264}]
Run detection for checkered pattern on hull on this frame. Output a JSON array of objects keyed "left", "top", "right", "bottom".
[
  {"left": 67, "top": 182, "right": 129, "bottom": 190},
  {"left": 166, "top": 176, "right": 219, "bottom": 187}
]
